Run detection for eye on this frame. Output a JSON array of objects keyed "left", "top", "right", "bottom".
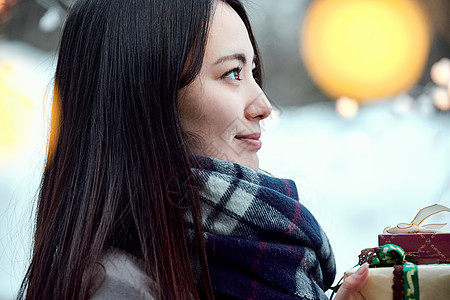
[{"left": 221, "top": 67, "right": 242, "bottom": 81}]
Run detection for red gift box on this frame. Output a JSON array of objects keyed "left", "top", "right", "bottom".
[{"left": 378, "top": 233, "right": 450, "bottom": 264}]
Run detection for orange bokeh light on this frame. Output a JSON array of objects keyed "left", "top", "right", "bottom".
[
  {"left": 0, "top": 64, "right": 34, "bottom": 163},
  {"left": 46, "top": 84, "right": 61, "bottom": 166},
  {"left": 301, "top": 0, "right": 431, "bottom": 103}
]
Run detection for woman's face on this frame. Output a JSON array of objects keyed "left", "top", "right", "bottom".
[{"left": 179, "top": 1, "right": 272, "bottom": 171}]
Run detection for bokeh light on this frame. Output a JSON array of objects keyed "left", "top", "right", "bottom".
[
  {"left": 0, "top": 0, "right": 18, "bottom": 25},
  {"left": 47, "top": 84, "right": 61, "bottom": 166},
  {"left": 301, "top": 0, "right": 431, "bottom": 103},
  {"left": 0, "top": 64, "right": 34, "bottom": 163},
  {"left": 430, "top": 57, "right": 450, "bottom": 87},
  {"left": 433, "top": 87, "right": 450, "bottom": 111},
  {"left": 336, "top": 96, "right": 359, "bottom": 119}
]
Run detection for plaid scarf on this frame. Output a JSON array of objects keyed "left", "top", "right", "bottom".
[{"left": 189, "top": 157, "right": 336, "bottom": 300}]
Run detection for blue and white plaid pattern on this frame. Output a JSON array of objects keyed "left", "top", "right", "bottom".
[{"left": 189, "top": 157, "right": 336, "bottom": 299}]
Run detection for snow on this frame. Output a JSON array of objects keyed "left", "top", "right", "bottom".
[{"left": 1, "top": 41, "right": 449, "bottom": 299}]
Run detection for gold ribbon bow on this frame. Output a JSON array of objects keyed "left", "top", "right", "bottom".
[{"left": 383, "top": 204, "right": 450, "bottom": 234}]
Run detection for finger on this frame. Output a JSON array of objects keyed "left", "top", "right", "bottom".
[{"left": 335, "top": 263, "right": 369, "bottom": 300}]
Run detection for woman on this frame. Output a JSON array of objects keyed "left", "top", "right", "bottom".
[{"left": 19, "top": 0, "right": 367, "bottom": 299}]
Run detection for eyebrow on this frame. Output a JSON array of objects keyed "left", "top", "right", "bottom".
[{"left": 214, "top": 53, "right": 256, "bottom": 65}]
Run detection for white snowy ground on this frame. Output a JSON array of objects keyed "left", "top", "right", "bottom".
[{"left": 1, "top": 41, "right": 449, "bottom": 299}]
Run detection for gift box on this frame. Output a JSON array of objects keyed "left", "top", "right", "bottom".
[
  {"left": 378, "top": 233, "right": 450, "bottom": 264},
  {"left": 378, "top": 204, "right": 450, "bottom": 264},
  {"left": 344, "top": 264, "right": 450, "bottom": 300},
  {"left": 342, "top": 205, "right": 450, "bottom": 299}
]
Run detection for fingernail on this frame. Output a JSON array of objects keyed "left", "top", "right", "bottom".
[{"left": 356, "top": 263, "right": 368, "bottom": 275}]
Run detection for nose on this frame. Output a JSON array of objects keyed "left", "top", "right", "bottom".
[{"left": 245, "top": 84, "right": 272, "bottom": 120}]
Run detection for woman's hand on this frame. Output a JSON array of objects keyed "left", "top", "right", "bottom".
[{"left": 334, "top": 263, "right": 369, "bottom": 300}]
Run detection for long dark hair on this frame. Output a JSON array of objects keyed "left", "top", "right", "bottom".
[{"left": 18, "top": 0, "right": 263, "bottom": 299}]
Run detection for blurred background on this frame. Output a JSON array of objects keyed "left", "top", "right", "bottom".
[{"left": 0, "top": 0, "right": 449, "bottom": 298}]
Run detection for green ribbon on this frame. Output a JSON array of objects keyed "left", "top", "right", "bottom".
[
  {"left": 330, "top": 244, "right": 420, "bottom": 300},
  {"left": 372, "top": 244, "right": 420, "bottom": 300},
  {"left": 403, "top": 263, "right": 419, "bottom": 300},
  {"left": 372, "top": 244, "right": 406, "bottom": 266}
]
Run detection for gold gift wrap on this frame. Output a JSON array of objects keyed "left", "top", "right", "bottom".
[{"left": 344, "top": 264, "right": 450, "bottom": 300}]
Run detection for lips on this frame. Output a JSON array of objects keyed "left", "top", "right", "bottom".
[
  {"left": 235, "top": 132, "right": 261, "bottom": 140},
  {"left": 235, "top": 132, "right": 262, "bottom": 150}
]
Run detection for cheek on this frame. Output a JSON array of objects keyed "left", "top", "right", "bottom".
[
  {"left": 179, "top": 81, "right": 242, "bottom": 140},
  {"left": 181, "top": 100, "right": 229, "bottom": 137},
  {"left": 178, "top": 84, "right": 207, "bottom": 132},
  {"left": 179, "top": 100, "right": 205, "bottom": 129},
  {"left": 210, "top": 107, "right": 237, "bottom": 135},
  {"left": 200, "top": 91, "right": 241, "bottom": 136}
]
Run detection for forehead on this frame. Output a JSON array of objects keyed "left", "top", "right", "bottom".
[{"left": 205, "top": 1, "right": 254, "bottom": 61}]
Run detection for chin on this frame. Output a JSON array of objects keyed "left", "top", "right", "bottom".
[{"left": 235, "top": 154, "right": 259, "bottom": 171}]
